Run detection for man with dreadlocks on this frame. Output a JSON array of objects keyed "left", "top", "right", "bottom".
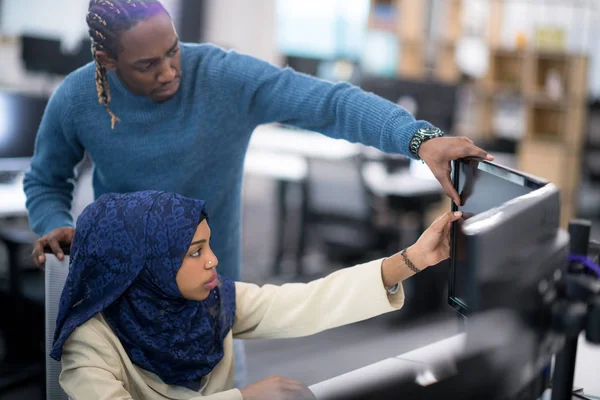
[{"left": 24, "top": 0, "right": 491, "bottom": 394}]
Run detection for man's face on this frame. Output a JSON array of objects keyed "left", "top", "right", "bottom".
[{"left": 101, "top": 11, "right": 182, "bottom": 103}]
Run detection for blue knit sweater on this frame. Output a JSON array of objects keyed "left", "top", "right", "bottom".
[{"left": 23, "top": 43, "right": 433, "bottom": 280}]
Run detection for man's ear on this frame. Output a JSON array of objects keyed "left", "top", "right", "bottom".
[{"left": 95, "top": 50, "right": 118, "bottom": 72}]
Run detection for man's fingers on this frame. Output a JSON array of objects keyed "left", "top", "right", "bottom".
[
  {"left": 32, "top": 238, "right": 47, "bottom": 265},
  {"left": 48, "top": 237, "right": 64, "bottom": 260},
  {"left": 435, "top": 171, "right": 461, "bottom": 206},
  {"left": 449, "top": 140, "right": 492, "bottom": 161},
  {"left": 457, "top": 143, "right": 490, "bottom": 160}
]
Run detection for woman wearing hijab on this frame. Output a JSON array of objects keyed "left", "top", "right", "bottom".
[{"left": 52, "top": 190, "right": 461, "bottom": 400}]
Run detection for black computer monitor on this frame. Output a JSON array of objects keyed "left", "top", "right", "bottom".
[
  {"left": 359, "top": 76, "right": 458, "bottom": 135},
  {"left": 448, "top": 159, "right": 548, "bottom": 315},
  {"left": 0, "top": 92, "right": 48, "bottom": 171},
  {"left": 21, "top": 35, "right": 93, "bottom": 76},
  {"left": 316, "top": 182, "right": 568, "bottom": 400},
  {"left": 20, "top": 35, "right": 63, "bottom": 74}
]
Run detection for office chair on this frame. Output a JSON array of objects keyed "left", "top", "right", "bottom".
[
  {"left": 298, "top": 156, "right": 394, "bottom": 270},
  {"left": 44, "top": 254, "right": 70, "bottom": 400}
]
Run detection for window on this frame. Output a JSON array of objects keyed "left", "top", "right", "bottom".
[{"left": 276, "top": 0, "right": 370, "bottom": 60}]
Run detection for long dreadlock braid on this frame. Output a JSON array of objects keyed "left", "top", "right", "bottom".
[{"left": 86, "top": 0, "right": 167, "bottom": 129}]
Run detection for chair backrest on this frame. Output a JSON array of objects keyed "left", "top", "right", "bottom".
[
  {"left": 45, "top": 254, "right": 70, "bottom": 400},
  {"left": 305, "top": 156, "right": 372, "bottom": 222}
]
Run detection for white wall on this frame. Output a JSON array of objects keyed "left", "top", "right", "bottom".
[
  {"left": 1, "top": 0, "right": 88, "bottom": 49},
  {"left": 0, "top": 0, "right": 181, "bottom": 49},
  {"left": 0, "top": 0, "right": 182, "bottom": 92},
  {"left": 2, "top": 1, "right": 599, "bottom": 97},
  {"left": 203, "top": 0, "right": 281, "bottom": 65}
]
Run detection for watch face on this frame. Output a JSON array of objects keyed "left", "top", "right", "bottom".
[{"left": 420, "top": 128, "right": 441, "bottom": 137}]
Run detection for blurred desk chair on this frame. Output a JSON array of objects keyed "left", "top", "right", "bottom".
[
  {"left": 362, "top": 161, "right": 447, "bottom": 320},
  {"left": 248, "top": 125, "right": 363, "bottom": 276},
  {"left": 362, "top": 161, "right": 442, "bottom": 233},
  {"left": 44, "top": 253, "right": 70, "bottom": 400},
  {"left": 0, "top": 226, "right": 44, "bottom": 396},
  {"left": 298, "top": 156, "right": 394, "bottom": 273}
]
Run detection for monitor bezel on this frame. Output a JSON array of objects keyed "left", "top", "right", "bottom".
[{"left": 448, "top": 159, "right": 547, "bottom": 316}]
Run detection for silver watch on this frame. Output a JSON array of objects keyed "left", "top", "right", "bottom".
[{"left": 409, "top": 127, "right": 444, "bottom": 160}]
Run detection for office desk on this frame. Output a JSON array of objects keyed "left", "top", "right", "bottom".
[
  {"left": 0, "top": 178, "right": 27, "bottom": 218},
  {"left": 248, "top": 125, "right": 361, "bottom": 276},
  {"left": 362, "top": 162, "right": 441, "bottom": 198},
  {"left": 247, "top": 125, "right": 446, "bottom": 276},
  {"left": 247, "top": 126, "right": 447, "bottom": 276},
  {"left": 310, "top": 331, "right": 600, "bottom": 399},
  {"left": 362, "top": 161, "right": 443, "bottom": 234},
  {"left": 309, "top": 333, "right": 465, "bottom": 399},
  {"left": 244, "top": 150, "right": 307, "bottom": 182},
  {"left": 250, "top": 124, "right": 361, "bottom": 160},
  {"left": 244, "top": 151, "right": 308, "bottom": 275}
]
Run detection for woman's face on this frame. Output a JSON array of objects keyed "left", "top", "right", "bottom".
[{"left": 176, "top": 220, "right": 219, "bottom": 301}]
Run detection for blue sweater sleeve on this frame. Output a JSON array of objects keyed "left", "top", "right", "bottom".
[
  {"left": 206, "top": 48, "right": 434, "bottom": 157},
  {"left": 23, "top": 80, "right": 85, "bottom": 236}
]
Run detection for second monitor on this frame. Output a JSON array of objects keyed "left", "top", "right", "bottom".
[
  {"left": 0, "top": 92, "right": 48, "bottom": 172},
  {"left": 448, "top": 159, "right": 548, "bottom": 315}
]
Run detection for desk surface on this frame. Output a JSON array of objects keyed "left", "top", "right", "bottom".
[
  {"left": 362, "top": 162, "right": 442, "bottom": 197},
  {"left": 574, "top": 333, "right": 600, "bottom": 396},
  {"left": 311, "top": 330, "right": 600, "bottom": 398},
  {"left": 394, "top": 332, "right": 465, "bottom": 363},
  {"left": 0, "top": 175, "right": 26, "bottom": 218},
  {"left": 244, "top": 151, "right": 307, "bottom": 182},
  {"left": 250, "top": 124, "right": 361, "bottom": 160},
  {"left": 309, "top": 333, "right": 465, "bottom": 399}
]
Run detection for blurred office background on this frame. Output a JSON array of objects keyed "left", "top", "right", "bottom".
[{"left": 0, "top": 0, "right": 599, "bottom": 398}]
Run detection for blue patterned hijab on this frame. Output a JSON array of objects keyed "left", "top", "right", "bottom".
[{"left": 50, "top": 191, "right": 236, "bottom": 390}]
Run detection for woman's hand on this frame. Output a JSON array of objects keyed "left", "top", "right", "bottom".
[
  {"left": 381, "top": 211, "right": 462, "bottom": 288},
  {"left": 239, "top": 375, "right": 316, "bottom": 400},
  {"left": 411, "top": 211, "right": 462, "bottom": 267}
]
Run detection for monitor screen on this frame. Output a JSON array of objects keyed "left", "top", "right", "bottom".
[
  {"left": 448, "top": 159, "right": 546, "bottom": 315},
  {"left": 0, "top": 92, "right": 48, "bottom": 170}
]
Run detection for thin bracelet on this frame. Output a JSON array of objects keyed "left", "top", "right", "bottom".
[{"left": 401, "top": 249, "right": 421, "bottom": 274}]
